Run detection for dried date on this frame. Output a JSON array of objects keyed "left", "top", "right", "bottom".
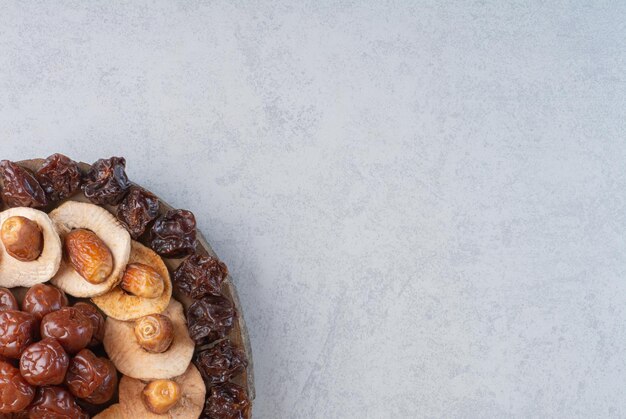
[
  {"left": 28, "top": 386, "right": 88, "bottom": 419},
  {"left": 194, "top": 340, "right": 247, "bottom": 385},
  {"left": 35, "top": 153, "right": 82, "bottom": 202},
  {"left": 203, "top": 383, "right": 250, "bottom": 419},
  {"left": 117, "top": 187, "right": 159, "bottom": 239},
  {"left": 65, "top": 349, "right": 117, "bottom": 404},
  {"left": 187, "top": 296, "right": 235, "bottom": 345},
  {"left": 0, "top": 311, "right": 37, "bottom": 359},
  {"left": 174, "top": 254, "right": 228, "bottom": 299},
  {"left": 0, "top": 361, "right": 35, "bottom": 413},
  {"left": 82, "top": 157, "right": 130, "bottom": 205},
  {"left": 149, "top": 209, "right": 197, "bottom": 257},
  {"left": 0, "top": 161, "right": 47, "bottom": 208}
]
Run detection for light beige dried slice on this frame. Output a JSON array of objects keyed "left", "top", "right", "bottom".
[
  {"left": 92, "top": 241, "right": 172, "bottom": 320},
  {"left": 103, "top": 299, "right": 194, "bottom": 380},
  {"left": 0, "top": 207, "right": 62, "bottom": 287},
  {"left": 49, "top": 201, "right": 131, "bottom": 297},
  {"left": 93, "top": 404, "right": 128, "bottom": 419},
  {"left": 119, "top": 364, "right": 205, "bottom": 419}
]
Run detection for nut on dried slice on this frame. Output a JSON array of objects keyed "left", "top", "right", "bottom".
[
  {"left": 49, "top": 201, "right": 131, "bottom": 297},
  {"left": 0, "top": 207, "right": 62, "bottom": 288},
  {"left": 118, "top": 364, "right": 205, "bottom": 419},
  {"left": 92, "top": 241, "right": 172, "bottom": 320},
  {"left": 103, "top": 299, "right": 194, "bottom": 380}
]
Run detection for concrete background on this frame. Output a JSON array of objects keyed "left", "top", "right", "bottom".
[{"left": 1, "top": 1, "right": 625, "bottom": 417}]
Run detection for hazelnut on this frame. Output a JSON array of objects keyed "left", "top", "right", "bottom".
[
  {"left": 142, "top": 380, "right": 181, "bottom": 414},
  {"left": 64, "top": 229, "right": 113, "bottom": 284},
  {"left": 134, "top": 314, "right": 174, "bottom": 353},
  {"left": 121, "top": 263, "right": 164, "bottom": 298},
  {"left": 1, "top": 216, "right": 43, "bottom": 262}
]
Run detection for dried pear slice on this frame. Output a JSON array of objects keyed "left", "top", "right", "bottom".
[
  {"left": 0, "top": 207, "right": 61, "bottom": 287},
  {"left": 119, "top": 364, "right": 205, "bottom": 419},
  {"left": 103, "top": 299, "right": 194, "bottom": 380},
  {"left": 49, "top": 201, "right": 131, "bottom": 297},
  {"left": 93, "top": 404, "right": 127, "bottom": 419},
  {"left": 92, "top": 241, "right": 172, "bottom": 320}
]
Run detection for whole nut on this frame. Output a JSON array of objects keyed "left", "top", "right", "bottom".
[
  {"left": 1, "top": 216, "right": 43, "bottom": 262},
  {"left": 134, "top": 314, "right": 174, "bottom": 353},
  {"left": 64, "top": 229, "right": 113, "bottom": 285},
  {"left": 121, "top": 263, "right": 164, "bottom": 298},
  {"left": 142, "top": 380, "right": 181, "bottom": 414}
]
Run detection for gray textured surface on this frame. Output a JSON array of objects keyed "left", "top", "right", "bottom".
[{"left": 1, "top": 2, "right": 625, "bottom": 418}]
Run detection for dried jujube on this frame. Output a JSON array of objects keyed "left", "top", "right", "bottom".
[
  {"left": 187, "top": 296, "right": 236, "bottom": 345},
  {"left": 149, "top": 209, "right": 197, "bottom": 258},
  {"left": 82, "top": 157, "right": 130, "bottom": 205},
  {"left": 0, "top": 160, "right": 47, "bottom": 208},
  {"left": 117, "top": 187, "right": 159, "bottom": 239},
  {"left": 28, "top": 386, "right": 88, "bottom": 419},
  {"left": 40, "top": 307, "right": 93, "bottom": 354},
  {"left": 35, "top": 153, "right": 82, "bottom": 202},
  {"left": 73, "top": 302, "right": 105, "bottom": 347},
  {"left": 0, "top": 287, "right": 19, "bottom": 311},
  {"left": 65, "top": 349, "right": 118, "bottom": 405},
  {"left": 174, "top": 254, "right": 228, "bottom": 299},
  {"left": 20, "top": 338, "right": 69, "bottom": 386},
  {"left": 194, "top": 340, "right": 248, "bottom": 385},
  {"left": 22, "top": 283, "right": 69, "bottom": 320},
  {"left": 203, "top": 383, "right": 250, "bottom": 419},
  {"left": 0, "top": 361, "right": 35, "bottom": 413},
  {"left": 0, "top": 311, "right": 38, "bottom": 358}
]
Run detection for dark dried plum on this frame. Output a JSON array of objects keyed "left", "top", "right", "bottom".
[
  {"left": 174, "top": 254, "right": 228, "bottom": 299},
  {"left": 28, "top": 386, "right": 88, "bottom": 419},
  {"left": 194, "top": 340, "right": 247, "bottom": 385},
  {"left": 0, "top": 161, "right": 47, "bottom": 208},
  {"left": 149, "top": 209, "right": 196, "bottom": 257},
  {"left": 203, "top": 383, "right": 250, "bottom": 419},
  {"left": 82, "top": 157, "right": 130, "bottom": 205},
  {"left": 35, "top": 154, "right": 82, "bottom": 202},
  {"left": 187, "top": 296, "right": 235, "bottom": 345},
  {"left": 117, "top": 187, "right": 159, "bottom": 239}
]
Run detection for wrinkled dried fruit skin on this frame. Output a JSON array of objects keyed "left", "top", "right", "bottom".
[
  {"left": 0, "top": 161, "right": 47, "bottom": 208},
  {"left": 65, "top": 349, "right": 118, "bottom": 404},
  {"left": 194, "top": 340, "right": 248, "bottom": 385},
  {"left": 134, "top": 314, "right": 174, "bottom": 353},
  {"left": 149, "top": 209, "right": 197, "bottom": 258},
  {"left": 117, "top": 187, "right": 159, "bottom": 239},
  {"left": 19, "top": 338, "right": 69, "bottom": 386},
  {"left": 142, "top": 380, "right": 181, "bottom": 414},
  {"left": 22, "top": 284, "right": 69, "bottom": 320},
  {"left": 121, "top": 263, "right": 164, "bottom": 298},
  {"left": 0, "top": 361, "right": 35, "bottom": 413},
  {"left": 40, "top": 307, "right": 93, "bottom": 354},
  {"left": 82, "top": 157, "right": 130, "bottom": 205},
  {"left": 0, "top": 288, "right": 18, "bottom": 311},
  {"left": 64, "top": 229, "right": 113, "bottom": 285},
  {"left": 35, "top": 154, "right": 82, "bottom": 202},
  {"left": 73, "top": 302, "right": 105, "bottom": 347},
  {"left": 204, "top": 383, "right": 250, "bottom": 419},
  {"left": 28, "top": 386, "right": 88, "bottom": 419},
  {"left": 187, "top": 296, "right": 236, "bottom": 345},
  {"left": 0, "top": 311, "right": 37, "bottom": 358},
  {"left": 1, "top": 216, "right": 43, "bottom": 262},
  {"left": 174, "top": 254, "right": 228, "bottom": 299}
]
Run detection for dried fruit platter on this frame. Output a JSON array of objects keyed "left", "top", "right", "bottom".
[{"left": 0, "top": 155, "right": 254, "bottom": 418}]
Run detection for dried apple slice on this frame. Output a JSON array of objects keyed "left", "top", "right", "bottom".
[
  {"left": 103, "top": 299, "right": 194, "bottom": 380},
  {"left": 119, "top": 364, "right": 205, "bottom": 418},
  {"left": 49, "top": 201, "right": 131, "bottom": 297},
  {"left": 93, "top": 404, "right": 127, "bottom": 419},
  {"left": 0, "top": 207, "right": 62, "bottom": 288},
  {"left": 92, "top": 241, "right": 172, "bottom": 320}
]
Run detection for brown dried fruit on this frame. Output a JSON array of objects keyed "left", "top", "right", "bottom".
[
  {"left": 194, "top": 340, "right": 248, "bottom": 385},
  {"left": 0, "top": 311, "right": 38, "bottom": 359},
  {"left": 82, "top": 157, "right": 130, "bottom": 205},
  {"left": 0, "top": 360, "right": 35, "bottom": 413},
  {"left": 0, "top": 216, "right": 43, "bottom": 262},
  {"left": 187, "top": 296, "right": 236, "bottom": 345},
  {"left": 149, "top": 209, "right": 197, "bottom": 258},
  {"left": 64, "top": 229, "right": 113, "bottom": 285},
  {"left": 22, "top": 283, "right": 69, "bottom": 320},
  {"left": 133, "top": 314, "right": 174, "bottom": 353},
  {"left": 0, "top": 288, "right": 19, "bottom": 311},
  {"left": 28, "top": 386, "right": 88, "bottom": 419},
  {"left": 20, "top": 338, "right": 69, "bottom": 386},
  {"left": 121, "top": 263, "right": 164, "bottom": 298},
  {"left": 40, "top": 307, "right": 93, "bottom": 354},
  {"left": 65, "top": 349, "right": 118, "bottom": 405},
  {"left": 141, "top": 380, "right": 181, "bottom": 414},
  {"left": 174, "top": 254, "right": 228, "bottom": 299},
  {"left": 117, "top": 187, "right": 159, "bottom": 239},
  {"left": 35, "top": 153, "right": 82, "bottom": 202},
  {"left": 73, "top": 302, "right": 105, "bottom": 347},
  {"left": 0, "top": 161, "right": 47, "bottom": 208},
  {"left": 203, "top": 383, "right": 250, "bottom": 419}
]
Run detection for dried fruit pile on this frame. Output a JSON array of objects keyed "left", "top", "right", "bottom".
[{"left": 0, "top": 155, "right": 251, "bottom": 418}]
